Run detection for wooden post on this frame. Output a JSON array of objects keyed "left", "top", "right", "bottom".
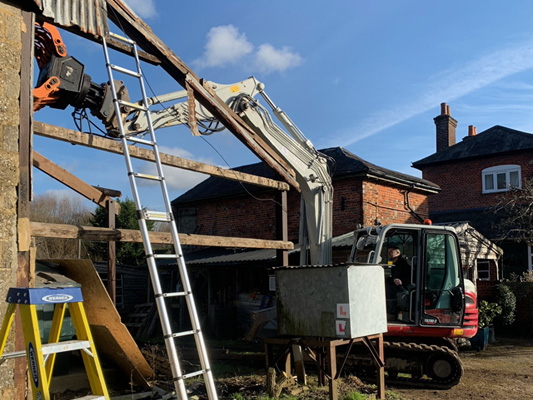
[
  {"left": 377, "top": 335, "right": 385, "bottom": 399},
  {"left": 276, "top": 189, "right": 289, "bottom": 266},
  {"left": 327, "top": 341, "right": 338, "bottom": 400},
  {"left": 292, "top": 344, "right": 307, "bottom": 385},
  {"left": 107, "top": 199, "right": 117, "bottom": 304},
  {"left": 15, "top": 11, "right": 34, "bottom": 399}
]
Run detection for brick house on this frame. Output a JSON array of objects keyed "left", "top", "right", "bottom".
[
  {"left": 173, "top": 146, "right": 439, "bottom": 244},
  {"left": 412, "top": 103, "right": 533, "bottom": 284},
  {"left": 171, "top": 147, "right": 439, "bottom": 337}
]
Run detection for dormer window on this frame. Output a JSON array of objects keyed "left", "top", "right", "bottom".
[{"left": 482, "top": 165, "right": 521, "bottom": 193}]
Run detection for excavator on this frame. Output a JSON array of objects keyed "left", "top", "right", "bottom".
[{"left": 33, "top": 22, "right": 478, "bottom": 388}]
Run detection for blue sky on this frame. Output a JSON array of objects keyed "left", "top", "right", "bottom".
[{"left": 33, "top": 1, "right": 533, "bottom": 210}]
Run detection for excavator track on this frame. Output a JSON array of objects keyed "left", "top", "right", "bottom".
[{"left": 343, "top": 340, "right": 464, "bottom": 389}]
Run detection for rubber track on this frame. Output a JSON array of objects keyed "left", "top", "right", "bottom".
[
  {"left": 347, "top": 341, "right": 463, "bottom": 389},
  {"left": 383, "top": 341, "right": 463, "bottom": 389}
]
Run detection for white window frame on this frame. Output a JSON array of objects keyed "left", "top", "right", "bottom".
[
  {"left": 482, "top": 165, "right": 521, "bottom": 194},
  {"left": 476, "top": 259, "right": 491, "bottom": 281}
]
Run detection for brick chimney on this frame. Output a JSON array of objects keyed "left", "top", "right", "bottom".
[{"left": 434, "top": 102, "right": 457, "bottom": 152}]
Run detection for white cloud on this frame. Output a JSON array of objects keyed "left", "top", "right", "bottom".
[
  {"left": 124, "top": 0, "right": 157, "bottom": 19},
  {"left": 254, "top": 44, "right": 302, "bottom": 74},
  {"left": 195, "top": 25, "right": 254, "bottom": 68},
  {"left": 194, "top": 25, "right": 302, "bottom": 74},
  {"left": 326, "top": 39, "right": 533, "bottom": 147}
]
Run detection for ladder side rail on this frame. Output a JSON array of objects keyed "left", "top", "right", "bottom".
[
  {"left": 68, "top": 302, "right": 109, "bottom": 398},
  {"left": 131, "top": 45, "right": 217, "bottom": 397},
  {"left": 0, "top": 303, "right": 16, "bottom": 357},
  {"left": 45, "top": 302, "right": 67, "bottom": 381},
  {"left": 102, "top": 37, "right": 189, "bottom": 400}
]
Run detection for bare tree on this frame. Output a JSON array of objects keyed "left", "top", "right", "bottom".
[
  {"left": 31, "top": 193, "right": 94, "bottom": 259},
  {"left": 493, "top": 178, "right": 533, "bottom": 244}
]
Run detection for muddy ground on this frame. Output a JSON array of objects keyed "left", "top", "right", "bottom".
[
  {"left": 211, "top": 336, "right": 533, "bottom": 400},
  {"left": 53, "top": 336, "right": 533, "bottom": 399},
  {"left": 393, "top": 337, "right": 533, "bottom": 400}
]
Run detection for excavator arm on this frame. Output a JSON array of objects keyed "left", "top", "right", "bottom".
[{"left": 125, "top": 77, "right": 334, "bottom": 265}]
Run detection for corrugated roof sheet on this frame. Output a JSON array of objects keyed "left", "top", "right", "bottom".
[{"left": 31, "top": 0, "right": 107, "bottom": 37}]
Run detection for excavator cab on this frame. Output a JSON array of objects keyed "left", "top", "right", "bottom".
[{"left": 352, "top": 224, "right": 465, "bottom": 329}]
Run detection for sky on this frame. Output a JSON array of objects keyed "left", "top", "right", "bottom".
[{"left": 33, "top": 1, "right": 533, "bottom": 211}]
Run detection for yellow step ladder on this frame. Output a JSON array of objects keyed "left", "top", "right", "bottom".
[{"left": 0, "top": 287, "right": 109, "bottom": 400}]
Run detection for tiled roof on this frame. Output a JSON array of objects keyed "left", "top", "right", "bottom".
[
  {"left": 173, "top": 147, "right": 439, "bottom": 205},
  {"left": 413, "top": 125, "right": 533, "bottom": 168}
]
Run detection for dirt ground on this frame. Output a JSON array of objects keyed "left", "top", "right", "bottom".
[
  {"left": 211, "top": 336, "right": 533, "bottom": 400},
  {"left": 52, "top": 336, "right": 533, "bottom": 399},
  {"left": 393, "top": 337, "right": 533, "bottom": 400}
]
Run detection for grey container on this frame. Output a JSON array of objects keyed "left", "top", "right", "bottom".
[{"left": 276, "top": 264, "right": 387, "bottom": 339}]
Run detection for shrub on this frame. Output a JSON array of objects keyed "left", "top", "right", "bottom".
[
  {"left": 478, "top": 300, "right": 502, "bottom": 328},
  {"left": 494, "top": 284, "right": 516, "bottom": 326}
]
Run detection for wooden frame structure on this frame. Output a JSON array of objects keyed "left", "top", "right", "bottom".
[{"left": 264, "top": 335, "right": 385, "bottom": 400}]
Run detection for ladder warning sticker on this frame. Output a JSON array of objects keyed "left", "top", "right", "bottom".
[
  {"left": 336, "top": 320, "right": 347, "bottom": 336},
  {"left": 28, "top": 342, "right": 39, "bottom": 389},
  {"left": 337, "top": 303, "right": 350, "bottom": 318}
]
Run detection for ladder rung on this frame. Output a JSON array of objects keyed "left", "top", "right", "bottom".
[
  {"left": 117, "top": 99, "right": 147, "bottom": 112},
  {"left": 109, "top": 31, "right": 135, "bottom": 44},
  {"left": 153, "top": 254, "right": 179, "bottom": 259},
  {"left": 143, "top": 210, "right": 171, "bottom": 221},
  {"left": 170, "top": 330, "right": 196, "bottom": 339},
  {"left": 1, "top": 349, "right": 26, "bottom": 360},
  {"left": 126, "top": 136, "right": 156, "bottom": 146},
  {"left": 182, "top": 370, "right": 205, "bottom": 380},
  {"left": 159, "top": 291, "right": 188, "bottom": 298},
  {"left": 109, "top": 64, "right": 141, "bottom": 78},
  {"left": 132, "top": 172, "right": 163, "bottom": 181},
  {"left": 1, "top": 340, "right": 92, "bottom": 360},
  {"left": 42, "top": 340, "right": 91, "bottom": 356}
]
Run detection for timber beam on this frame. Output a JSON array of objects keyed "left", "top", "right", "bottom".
[
  {"left": 33, "top": 151, "right": 118, "bottom": 210},
  {"left": 34, "top": 121, "right": 290, "bottom": 192},
  {"left": 30, "top": 222, "right": 294, "bottom": 250}
]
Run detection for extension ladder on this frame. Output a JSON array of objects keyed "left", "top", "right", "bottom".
[
  {"left": 102, "top": 32, "right": 218, "bottom": 400},
  {"left": 0, "top": 287, "right": 109, "bottom": 400}
]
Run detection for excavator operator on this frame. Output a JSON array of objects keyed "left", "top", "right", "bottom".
[{"left": 387, "top": 246, "right": 413, "bottom": 319}]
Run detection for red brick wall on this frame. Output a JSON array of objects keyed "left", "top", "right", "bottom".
[
  {"left": 194, "top": 193, "right": 278, "bottom": 239},
  {"left": 420, "top": 151, "right": 533, "bottom": 212},
  {"left": 184, "top": 178, "right": 430, "bottom": 241},
  {"left": 361, "top": 181, "right": 429, "bottom": 226}
]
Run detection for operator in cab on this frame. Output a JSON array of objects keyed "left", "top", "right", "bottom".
[{"left": 386, "top": 246, "right": 412, "bottom": 320}]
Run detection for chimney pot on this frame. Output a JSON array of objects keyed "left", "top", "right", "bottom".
[
  {"left": 468, "top": 125, "right": 477, "bottom": 136},
  {"left": 434, "top": 103, "right": 457, "bottom": 152}
]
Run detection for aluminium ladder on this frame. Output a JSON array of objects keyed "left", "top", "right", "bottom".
[
  {"left": 0, "top": 287, "right": 109, "bottom": 400},
  {"left": 102, "top": 33, "right": 218, "bottom": 400}
]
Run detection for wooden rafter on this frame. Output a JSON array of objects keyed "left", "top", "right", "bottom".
[
  {"left": 34, "top": 121, "right": 290, "bottom": 192},
  {"left": 30, "top": 222, "right": 294, "bottom": 250},
  {"left": 33, "top": 151, "right": 117, "bottom": 210}
]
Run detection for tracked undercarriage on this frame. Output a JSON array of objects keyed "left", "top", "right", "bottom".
[{"left": 343, "top": 339, "right": 463, "bottom": 389}]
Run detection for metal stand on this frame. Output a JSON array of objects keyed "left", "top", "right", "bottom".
[{"left": 265, "top": 334, "right": 385, "bottom": 400}]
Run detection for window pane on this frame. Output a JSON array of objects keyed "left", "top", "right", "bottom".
[
  {"left": 484, "top": 174, "right": 494, "bottom": 190},
  {"left": 510, "top": 171, "right": 519, "bottom": 187},
  {"left": 497, "top": 173, "right": 506, "bottom": 189}
]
